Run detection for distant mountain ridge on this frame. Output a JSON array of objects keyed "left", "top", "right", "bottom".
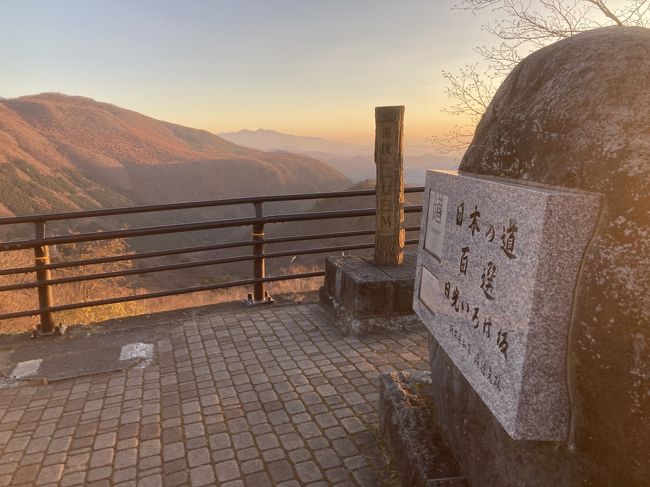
[
  {"left": 0, "top": 94, "right": 350, "bottom": 217},
  {"left": 219, "top": 129, "right": 369, "bottom": 156},
  {"left": 219, "top": 128, "right": 459, "bottom": 183}
]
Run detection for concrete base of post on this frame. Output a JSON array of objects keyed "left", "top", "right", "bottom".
[
  {"left": 244, "top": 292, "right": 274, "bottom": 306},
  {"left": 318, "top": 252, "right": 422, "bottom": 335},
  {"left": 31, "top": 323, "right": 67, "bottom": 338}
]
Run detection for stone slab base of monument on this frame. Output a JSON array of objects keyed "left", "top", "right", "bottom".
[
  {"left": 378, "top": 371, "right": 469, "bottom": 487},
  {"left": 318, "top": 252, "right": 422, "bottom": 335}
]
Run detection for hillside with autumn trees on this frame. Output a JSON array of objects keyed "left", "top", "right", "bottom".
[{"left": 0, "top": 93, "right": 350, "bottom": 218}]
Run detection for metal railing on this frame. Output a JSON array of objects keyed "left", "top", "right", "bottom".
[{"left": 0, "top": 186, "right": 424, "bottom": 334}]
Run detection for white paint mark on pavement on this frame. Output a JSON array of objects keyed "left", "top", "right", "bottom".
[
  {"left": 120, "top": 342, "right": 153, "bottom": 368},
  {"left": 11, "top": 359, "right": 42, "bottom": 379}
]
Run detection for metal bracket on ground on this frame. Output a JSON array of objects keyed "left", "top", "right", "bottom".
[
  {"left": 31, "top": 323, "right": 67, "bottom": 338},
  {"left": 245, "top": 291, "right": 274, "bottom": 306}
]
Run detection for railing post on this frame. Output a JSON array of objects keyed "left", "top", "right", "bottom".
[
  {"left": 247, "top": 202, "right": 273, "bottom": 305},
  {"left": 34, "top": 221, "right": 56, "bottom": 334}
]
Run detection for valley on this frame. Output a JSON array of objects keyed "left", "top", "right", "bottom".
[{"left": 0, "top": 94, "right": 426, "bottom": 332}]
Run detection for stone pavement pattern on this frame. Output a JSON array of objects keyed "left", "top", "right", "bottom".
[{"left": 0, "top": 303, "right": 429, "bottom": 486}]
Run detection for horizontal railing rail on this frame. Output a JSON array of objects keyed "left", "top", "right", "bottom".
[
  {"left": 0, "top": 206, "right": 422, "bottom": 252},
  {"left": 0, "top": 186, "right": 424, "bottom": 226},
  {"left": 0, "top": 226, "right": 421, "bottom": 276},
  {"left": 0, "top": 186, "right": 424, "bottom": 334}
]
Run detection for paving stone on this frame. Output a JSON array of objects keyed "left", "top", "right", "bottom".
[
  {"left": 138, "top": 454, "right": 161, "bottom": 471},
  {"left": 114, "top": 448, "right": 137, "bottom": 469},
  {"left": 139, "top": 439, "right": 160, "bottom": 458},
  {"left": 289, "top": 413, "right": 309, "bottom": 426},
  {"left": 288, "top": 448, "right": 312, "bottom": 464},
  {"left": 163, "top": 470, "right": 188, "bottom": 486},
  {"left": 244, "top": 471, "right": 273, "bottom": 487},
  {"left": 188, "top": 447, "right": 210, "bottom": 467},
  {"left": 325, "top": 466, "right": 352, "bottom": 483},
  {"left": 183, "top": 422, "right": 205, "bottom": 439},
  {"left": 221, "top": 481, "right": 245, "bottom": 487},
  {"left": 262, "top": 447, "right": 286, "bottom": 462},
  {"left": 215, "top": 459, "right": 240, "bottom": 482},
  {"left": 138, "top": 473, "right": 162, "bottom": 487},
  {"left": 86, "top": 466, "right": 112, "bottom": 482},
  {"left": 297, "top": 421, "right": 322, "bottom": 439},
  {"left": 232, "top": 432, "right": 254, "bottom": 450},
  {"left": 87, "top": 479, "right": 112, "bottom": 487},
  {"left": 276, "top": 482, "right": 301, "bottom": 487},
  {"left": 274, "top": 423, "right": 295, "bottom": 436},
  {"left": 341, "top": 416, "right": 366, "bottom": 434},
  {"left": 295, "top": 460, "right": 323, "bottom": 482},
  {"left": 268, "top": 459, "right": 295, "bottom": 483},
  {"left": 324, "top": 426, "right": 347, "bottom": 440},
  {"left": 116, "top": 437, "right": 138, "bottom": 451},
  {"left": 190, "top": 464, "right": 215, "bottom": 486},
  {"left": 314, "top": 412, "right": 337, "bottom": 429},
  {"left": 59, "top": 471, "right": 87, "bottom": 487},
  {"left": 280, "top": 432, "right": 305, "bottom": 451},
  {"left": 241, "top": 458, "right": 263, "bottom": 474},
  {"left": 344, "top": 454, "right": 367, "bottom": 470},
  {"left": 208, "top": 432, "right": 231, "bottom": 450},
  {"left": 268, "top": 410, "right": 290, "bottom": 425},
  {"left": 93, "top": 433, "right": 116, "bottom": 450},
  {"left": 307, "top": 437, "right": 330, "bottom": 450},
  {"left": 332, "top": 437, "right": 359, "bottom": 457},
  {"left": 162, "top": 442, "right": 184, "bottom": 462},
  {"left": 89, "top": 448, "right": 114, "bottom": 468},
  {"left": 212, "top": 447, "right": 235, "bottom": 462},
  {"left": 256, "top": 432, "right": 280, "bottom": 450},
  {"left": 112, "top": 467, "right": 136, "bottom": 483},
  {"left": 353, "top": 467, "right": 378, "bottom": 485},
  {"left": 35, "top": 463, "right": 64, "bottom": 485}
]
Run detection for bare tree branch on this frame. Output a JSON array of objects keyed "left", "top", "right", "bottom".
[
  {"left": 430, "top": 0, "right": 648, "bottom": 154},
  {"left": 616, "top": 0, "right": 650, "bottom": 26},
  {"left": 427, "top": 125, "right": 476, "bottom": 155},
  {"left": 585, "top": 0, "right": 624, "bottom": 25},
  {"left": 442, "top": 65, "right": 496, "bottom": 120}
]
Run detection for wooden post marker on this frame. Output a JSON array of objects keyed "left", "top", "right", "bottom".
[{"left": 374, "top": 105, "right": 405, "bottom": 266}]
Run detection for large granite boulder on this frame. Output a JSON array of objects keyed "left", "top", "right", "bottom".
[{"left": 429, "top": 26, "right": 649, "bottom": 486}]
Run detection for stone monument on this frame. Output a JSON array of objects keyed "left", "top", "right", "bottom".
[
  {"left": 414, "top": 26, "right": 650, "bottom": 487},
  {"left": 415, "top": 171, "right": 601, "bottom": 440}
]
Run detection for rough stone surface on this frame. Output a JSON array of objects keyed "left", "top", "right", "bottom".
[
  {"left": 414, "top": 171, "right": 600, "bottom": 440},
  {"left": 320, "top": 253, "right": 420, "bottom": 335},
  {"left": 427, "top": 26, "right": 649, "bottom": 487},
  {"left": 324, "top": 253, "right": 417, "bottom": 315},
  {"left": 378, "top": 371, "right": 468, "bottom": 487},
  {"left": 320, "top": 290, "right": 423, "bottom": 336}
]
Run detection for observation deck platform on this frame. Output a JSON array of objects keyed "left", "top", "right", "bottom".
[{"left": 0, "top": 299, "right": 428, "bottom": 486}]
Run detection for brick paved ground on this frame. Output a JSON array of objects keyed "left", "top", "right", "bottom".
[{"left": 0, "top": 303, "right": 429, "bottom": 486}]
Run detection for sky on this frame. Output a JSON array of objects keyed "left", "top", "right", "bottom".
[{"left": 0, "top": 1, "right": 495, "bottom": 145}]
